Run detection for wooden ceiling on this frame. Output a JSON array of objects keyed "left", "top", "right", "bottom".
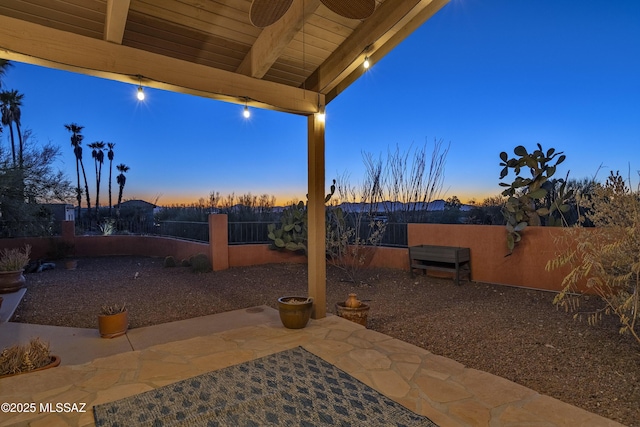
[{"left": 0, "top": 0, "right": 448, "bottom": 114}]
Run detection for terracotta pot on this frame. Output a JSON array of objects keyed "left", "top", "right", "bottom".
[
  {"left": 0, "top": 355, "right": 61, "bottom": 379},
  {"left": 277, "top": 296, "right": 313, "bottom": 329},
  {"left": 336, "top": 302, "right": 370, "bottom": 327},
  {"left": 98, "top": 311, "right": 129, "bottom": 338},
  {"left": 64, "top": 259, "right": 78, "bottom": 270},
  {"left": 0, "top": 270, "right": 26, "bottom": 294}
]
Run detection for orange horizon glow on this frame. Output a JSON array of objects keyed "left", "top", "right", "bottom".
[{"left": 128, "top": 189, "right": 497, "bottom": 208}]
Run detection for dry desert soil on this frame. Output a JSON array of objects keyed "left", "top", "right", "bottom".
[{"left": 11, "top": 256, "right": 640, "bottom": 426}]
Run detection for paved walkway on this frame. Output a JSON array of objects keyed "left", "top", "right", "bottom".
[{"left": 0, "top": 306, "right": 625, "bottom": 427}]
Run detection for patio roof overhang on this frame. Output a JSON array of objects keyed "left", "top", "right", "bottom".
[{"left": 0, "top": 0, "right": 449, "bottom": 318}]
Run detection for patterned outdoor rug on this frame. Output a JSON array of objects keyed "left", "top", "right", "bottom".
[{"left": 93, "top": 346, "right": 438, "bottom": 426}]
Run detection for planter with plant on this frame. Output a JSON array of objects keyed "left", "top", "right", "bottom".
[
  {"left": 277, "top": 296, "right": 313, "bottom": 329},
  {"left": 335, "top": 293, "right": 370, "bottom": 327},
  {"left": 64, "top": 258, "right": 78, "bottom": 271},
  {"left": 61, "top": 241, "right": 78, "bottom": 270},
  {"left": 0, "top": 245, "right": 31, "bottom": 294},
  {"left": 98, "top": 303, "right": 128, "bottom": 338},
  {"left": 49, "top": 239, "right": 77, "bottom": 270},
  {"left": 0, "top": 337, "right": 60, "bottom": 378}
]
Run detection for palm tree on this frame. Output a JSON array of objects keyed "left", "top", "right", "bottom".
[
  {"left": 106, "top": 142, "right": 115, "bottom": 217},
  {"left": 0, "top": 60, "right": 12, "bottom": 139},
  {"left": 116, "top": 163, "right": 130, "bottom": 216},
  {"left": 9, "top": 90, "right": 24, "bottom": 169},
  {"left": 0, "top": 60, "right": 11, "bottom": 87},
  {"left": 0, "top": 90, "right": 23, "bottom": 167},
  {"left": 0, "top": 90, "right": 25, "bottom": 201},
  {"left": 89, "top": 141, "right": 106, "bottom": 219},
  {"left": 64, "top": 123, "right": 91, "bottom": 221},
  {"left": 64, "top": 123, "right": 83, "bottom": 219}
]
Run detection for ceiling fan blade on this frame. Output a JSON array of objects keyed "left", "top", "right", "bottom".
[
  {"left": 320, "top": 0, "right": 376, "bottom": 20},
  {"left": 250, "top": 0, "right": 294, "bottom": 28}
]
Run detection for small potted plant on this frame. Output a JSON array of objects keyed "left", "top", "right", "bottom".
[
  {"left": 98, "top": 303, "right": 128, "bottom": 338},
  {"left": 0, "top": 337, "right": 60, "bottom": 378},
  {"left": 277, "top": 296, "right": 313, "bottom": 329},
  {"left": 0, "top": 244, "right": 31, "bottom": 294}
]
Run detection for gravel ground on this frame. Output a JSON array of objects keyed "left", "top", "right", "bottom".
[{"left": 11, "top": 256, "right": 640, "bottom": 426}]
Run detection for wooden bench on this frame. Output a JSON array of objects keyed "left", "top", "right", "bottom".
[{"left": 408, "top": 245, "right": 471, "bottom": 285}]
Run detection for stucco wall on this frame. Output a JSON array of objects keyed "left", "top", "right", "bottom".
[
  {"left": 0, "top": 234, "right": 208, "bottom": 264},
  {"left": 74, "top": 235, "right": 208, "bottom": 262},
  {"left": 229, "top": 244, "right": 306, "bottom": 266},
  {"left": 407, "top": 224, "right": 573, "bottom": 291},
  {"left": 0, "top": 220, "right": 578, "bottom": 292}
]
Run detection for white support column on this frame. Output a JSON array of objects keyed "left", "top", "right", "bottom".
[{"left": 307, "top": 112, "right": 326, "bottom": 319}]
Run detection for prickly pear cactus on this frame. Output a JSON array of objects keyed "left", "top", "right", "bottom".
[
  {"left": 499, "top": 144, "right": 572, "bottom": 253},
  {"left": 267, "top": 180, "right": 336, "bottom": 255}
]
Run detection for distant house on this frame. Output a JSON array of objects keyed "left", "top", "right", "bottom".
[
  {"left": 118, "top": 200, "right": 160, "bottom": 222},
  {"left": 42, "top": 203, "right": 75, "bottom": 222}
]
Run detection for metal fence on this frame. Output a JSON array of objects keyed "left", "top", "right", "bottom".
[
  {"left": 379, "top": 222, "right": 407, "bottom": 247},
  {"left": 76, "top": 219, "right": 159, "bottom": 236},
  {"left": 0, "top": 219, "right": 408, "bottom": 247},
  {"left": 228, "top": 221, "right": 408, "bottom": 247},
  {"left": 157, "top": 221, "right": 209, "bottom": 242},
  {"left": 228, "top": 222, "right": 271, "bottom": 245},
  {"left": 0, "top": 220, "right": 62, "bottom": 238}
]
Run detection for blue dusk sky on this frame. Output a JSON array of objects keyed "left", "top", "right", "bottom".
[{"left": 2, "top": 0, "right": 639, "bottom": 206}]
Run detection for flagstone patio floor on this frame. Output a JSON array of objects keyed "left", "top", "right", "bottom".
[{"left": 0, "top": 306, "right": 625, "bottom": 427}]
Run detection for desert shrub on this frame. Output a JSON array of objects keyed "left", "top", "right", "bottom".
[
  {"left": 0, "top": 245, "right": 31, "bottom": 271},
  {"left": 98, "top": 219, "right": 116, "bottom": 235},
  {"left": 100, "top": 303, "right": 127, "bottom": 315},
  {"left": 163, "top": 256, "right": 177, "bottom": 268},
  {"left": 181, "top": 259, "right": 191, "bottom": 267},
  {"left": 0, "top": 337, "right": 52, "bottom": 375},
  {"left": 547, "top": 171, "right": 640, "bottom": 345},
  {"left": 326, "top": 175, "right": 386, "bottom": 283},
  {"left": 189, "top": 253, "right": 211, "bottom": 273}
]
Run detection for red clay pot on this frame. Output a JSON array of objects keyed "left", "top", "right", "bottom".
[
  {"left": 0, "top": 270, "right": 26, "bottom": 294},
  {"left": 0, "top": 355, "right": 61, "bottom": 379}
]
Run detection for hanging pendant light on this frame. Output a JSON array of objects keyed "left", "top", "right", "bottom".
[
  {"left": 316, "top": 96, "right": 326, "bottom": 122},
  {"left": 136, "top": 76, "right": 145, "bottom": 101},
  {"left": 243, "top": 98, "right": 251, "bottom": 118}
]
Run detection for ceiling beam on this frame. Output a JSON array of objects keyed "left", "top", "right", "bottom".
[
  {"left": 326, "top": 0, "right": 449, "bottom": 103},
  {"left": 0, "top": 14, "right": 318, "bottom": 115},
  {"left": 237, "top": 0, "right": 321, "bottom": 78},
  {"left": 304, "top": 0, "right": 449, "bottom": 96},
  {"left": 104, "top": 0, "right": 131, "bottom": 44}
]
